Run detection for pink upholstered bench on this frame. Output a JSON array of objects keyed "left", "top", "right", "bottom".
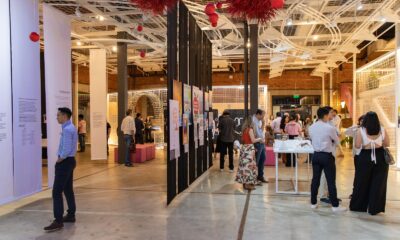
[
  {"left": 114, "top": 147, "right": 136, "bottom": 164},
  {"left": 144, "top": 144, "right": 156, "bottom": 160},
  {"left": 264, "top": 146, "right": 276, "bottom": 166},
  {"left": 134, "top": 145, "right": 147, "bottom": 163}
]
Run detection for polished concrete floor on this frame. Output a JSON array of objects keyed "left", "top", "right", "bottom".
[{"left": 0, "top": 146, "right": 400, "bottom": 240}]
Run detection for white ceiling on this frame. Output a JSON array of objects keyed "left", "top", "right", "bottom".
[{"left": 43, "top": 0, "right": 400, "bottom": 77}]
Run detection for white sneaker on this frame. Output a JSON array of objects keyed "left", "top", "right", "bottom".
[
  {"left": 311, "top": 204, "right": 318, "bottom": 209},
  {"left": 332, "top": 206, "right": 347, "bottom": 213},
  {"left": 220, "top": 169, "right": 224, "bottom": 172},
  {"left": 229, "top": 169, "right": 234, "bottom": 173}
]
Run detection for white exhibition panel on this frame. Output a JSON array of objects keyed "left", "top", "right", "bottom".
[
  {"left": 0, "top": 0, "right": 14, "bottom": 205},
  {"left": 43, "top": 4, "right": 73, "bottom": 186},
  {"left": 90, "top": 49, "right": 108, "bottom": 160},
  {"left": 10, "top": 0, "right": 42, "bottom": 198}
]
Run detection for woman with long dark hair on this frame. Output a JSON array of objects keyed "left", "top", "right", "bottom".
[{"left": 350, "top": 112, "right": 390, "bottom": 215}]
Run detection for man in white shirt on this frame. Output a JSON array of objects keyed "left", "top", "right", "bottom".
[
  {"left": 271, "top": 112, "right": 282, "bottom": 137},
  {"left": 78, "top": 114, "right": 87, "bottom": 152},
  {"left": 309, "top": 107, "right": 346, "bottom": 212},
  {"left": 120, "top": 109, "right": 135, "bottom": 167}
]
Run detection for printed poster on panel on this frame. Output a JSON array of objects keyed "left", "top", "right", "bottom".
[
  {"left": 169, "top": 100, "right": 180, "bottom": 160},
  {"left": 183, "top": 84, "right": 192, "bottom": 125}
]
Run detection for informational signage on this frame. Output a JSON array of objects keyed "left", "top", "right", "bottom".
[
  {"left": 182, "top": 114, "right": 189, "bottom": 147},
  {"left": 169, "top": 100, "right": 180, "bottom": 160},
  {"left": 199, "top": 117, "right": 204, "bottom": 146},
  {"left": 183, "top": 84, "right": 192, "bottom": 125},
  {"left": 173, "top": 80, "right": 183, "bottom": 124},
  {"left": 193, "top": 86, "right": 200, "bottom": 118}
]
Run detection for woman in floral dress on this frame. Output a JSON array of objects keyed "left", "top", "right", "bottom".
[{"left": 236, "top": 117, "right": 263, "bottom": 190}]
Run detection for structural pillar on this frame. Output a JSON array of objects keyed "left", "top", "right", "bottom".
[
  {"left": 330, "top": 69, "right": 333, "bottom": 106},
  {"left": 244, "top": 21, "right": 249, "bottom": 117},
  {"left": 73, "top": 64, "right": 79, "bottom": 126},
  {"left": 249, "top": 23, "right": 259, "bottom": 114},
  {"left": 395, "top": 23, "right": 400, "bottom": 168},
  {"left": 322, "top": 75, "right": 325, "bottom": 106},
  {"left": 353, "top": 53, "right": 357, "bottom": 125},
  {"left": 117, "top": 32, "right": 128, "bottom": 164}
]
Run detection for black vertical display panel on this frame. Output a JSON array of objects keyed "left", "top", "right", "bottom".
[
  {"left": 207, "top": 39, "right": 213, "bottom": 168},
  {"left": 167, "top": 4, "right": 178, "bottom": 205},
  {"left": 167, "top": 5, "right": 213, "bottom": 204},
  {"left": 188, "top": 15, "right": 196, "bottom": 184},
  {"left": 196, "top": 27, "right": 204, "bottom": 178},
  {"left": 202, "top": 33, "right": 208, "bottom": 172},
  {"left": 178, "top": 2, "right": 189, "bottom": 193}
]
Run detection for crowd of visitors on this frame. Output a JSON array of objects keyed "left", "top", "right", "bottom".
[{"left": 215, "top": 106, "right": 390, "bottom": 215}]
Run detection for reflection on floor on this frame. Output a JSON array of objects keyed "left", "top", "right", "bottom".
[{"left": 0, "top": 147, "right": 400, "bottom": 240}]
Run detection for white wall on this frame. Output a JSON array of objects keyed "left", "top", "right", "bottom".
[
  {"left": 43, "top": 4, "right": 72, "bottom": 187},
  {"left": 10, "top": 0, "right": 42, "bottom": 198},
  {"left": 0, "top": 0, "right": 15, "bottom": 204}
]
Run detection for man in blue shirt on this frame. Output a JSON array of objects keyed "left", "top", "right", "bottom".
[{"left": 44, "top": 107, "right": 78, "bottom": 232}]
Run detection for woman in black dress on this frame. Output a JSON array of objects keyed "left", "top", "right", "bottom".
[{"left": 350, "top": 112, "right": 390, "bottom": 215}]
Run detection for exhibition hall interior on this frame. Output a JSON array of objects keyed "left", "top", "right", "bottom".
[{"left": 0, "top": 0, "right": 399, "bottom": 239}]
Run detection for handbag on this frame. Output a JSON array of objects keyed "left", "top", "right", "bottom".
[
  {"left": 381, "top": 129, "right": 394, "bottom": 165},
  {"left": 383, "top": 147, "right": 395, "bottom": 165}
]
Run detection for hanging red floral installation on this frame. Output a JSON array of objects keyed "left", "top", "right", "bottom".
[
  {"left": 130, "top": 0, "right": 178, "bottom": 15},
  {"left": 225, "top": 0, "right": 284, "bottom": 23}
]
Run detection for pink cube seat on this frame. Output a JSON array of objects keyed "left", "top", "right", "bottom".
[{"left": 264, "top": 146, "right": 276, "bottom": 166}]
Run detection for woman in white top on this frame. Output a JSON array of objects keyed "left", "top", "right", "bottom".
[{"left": 350, "top": 112, "right": 390, "bottom": 215}]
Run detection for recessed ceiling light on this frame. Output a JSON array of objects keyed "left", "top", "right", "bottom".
[
  {"left": 312, "top": 35, "right": 319, "bottom": 40},
  {"left": 112, "top": 46, "right": 117, "bottom": 52},
  {"left": 379, "top": 16, "right": 386, "bottom": 22},
  {"left": 286, "top": 18, "right": 293, "bottom": 26},
  {"left": 356, "top": 3, "right": 363, "bottom": 11},
  {"left": 302, "top": 62, "right": 306, "bottom": 65},
  {"left": 246, "top": 40, "right": 251, "bottom": 48},
  {"left": 76, "top": 41, "right": 82, "bottom": 46},
  {"left": 97, "top": 15, "right": 105, "bottom": 21}
]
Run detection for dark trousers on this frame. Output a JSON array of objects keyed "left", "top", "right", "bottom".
[
  {"left": 350, "top": 148, "right": 388, "bottom": 215},
  {"left": 135, "top": 134, "right": 144, "bottom": 145},
  {"left": 220, "top": 141, "right": 234, "bottom": 170},
  {"left": 255, "top": 142, "right": 266, "bottom": 178},
  {"left": 285, "top": 135, "right": 298, "bottom": 167},
  {"left": 145, "top": 129, "right": 152, "bottom": 142},
  {"left": 53, "top": 157, "right": 76, "bottom": 223},
  {"left": 78, "top": 134, "right": 85, "bottom": 152},
  {"left": 311, "top": 152, "right": 339, "bottom": 207}
]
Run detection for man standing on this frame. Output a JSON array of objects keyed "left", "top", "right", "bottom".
[
  {"left": 44, "top": 107, "right": 78, "bottom": 232},
  {"left": 218, "top": 110, "right": 235, "bottom": 172},
  {"left": 271, "top": 112, "right": 282, "bottom": 138},
  {"left": 135, "top": 113, "right": 145, "bottom": 144},
  {"left": 253, "top": 109, "right": 268, "bottom": 183},
  {"left": 77, "top": 114, "right": 86, "bottom": 152},
  {"left": 121, "top": 109, "right": 135, "bottom": 167},
  {"left": 309, "top": 107, "right": 346, "bottom": 212}
]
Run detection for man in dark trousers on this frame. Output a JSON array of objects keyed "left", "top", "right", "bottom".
[
  {"left": 218, "top": 110, "right": 235, "bottom": 172},
  {"left": 44, "top": 107, "right": 78, "bottom": 232},
  {"left": 309, "top": 107, "right": 346, "bottom": 213},
  {"left": 135, "top": 113, "right": 144, "bottom": 144}
]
